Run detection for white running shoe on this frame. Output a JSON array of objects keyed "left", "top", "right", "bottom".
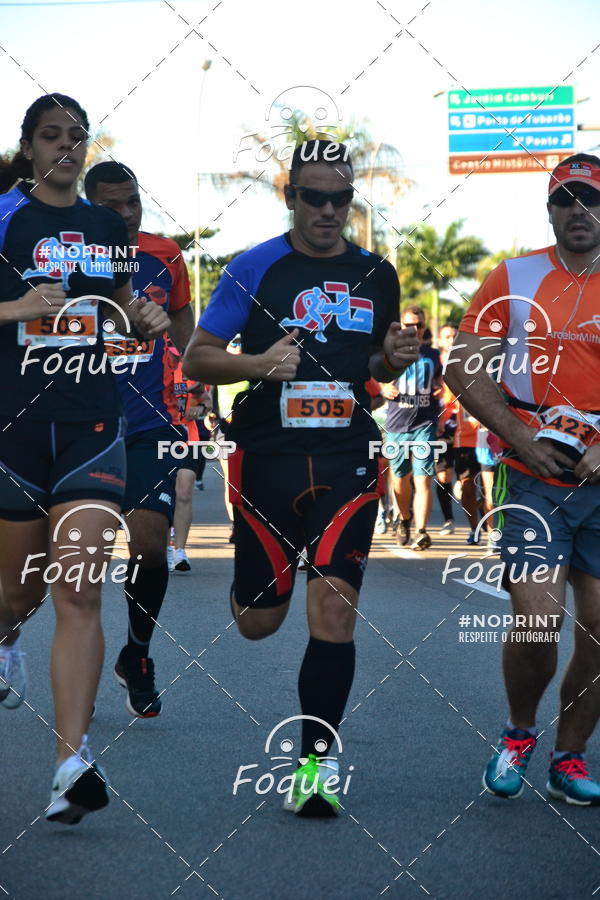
[
  {"left": 167, "top": 545, "right": 175, "bottom": 572},
  {"left": 0, "top": 638, "right": 27, "bottom": 709},
  {"left": 173, "top": 548, "right": 191, "bottom": 573},
  {"left": 439, "top": 520, "right": 455, "bottom": 535},
  {"left": 46, "top": 735, "right": 109, "bottom": 825}
]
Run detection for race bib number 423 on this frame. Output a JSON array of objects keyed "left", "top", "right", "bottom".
[
  {"left": 280, "top": 381, "right": 354, "bottom": 428},
  {"left": 535, "top": 405, "right": 600, "bottom": 456}
]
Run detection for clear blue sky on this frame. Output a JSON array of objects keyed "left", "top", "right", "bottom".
[{"left": 1, "top": 0, "right": 600, "bottom": 300}]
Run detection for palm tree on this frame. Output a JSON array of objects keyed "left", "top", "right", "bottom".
[
  {"left": 475, "top": 247, "right": 531, "bottom": 283},
  {"left": 209, "top": 111, "right": 413, "bottom": 253},
  {"left": 396, "top": 220, "right": 488, "bottom": 337}
]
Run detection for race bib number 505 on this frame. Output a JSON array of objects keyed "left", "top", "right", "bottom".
[
  {"left": 18, "top": 298, "right": 99, "bottom": 347},
  {"left": 280, "top": 381, "right": 354, "bottom": 428}
]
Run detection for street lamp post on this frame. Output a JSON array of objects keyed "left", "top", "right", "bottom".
[
  {"left": 194, "top": 59, "right": 212, "bottom": 321},
  {"left": 365, "top": 141, "right": 381, "bottom": 254}
]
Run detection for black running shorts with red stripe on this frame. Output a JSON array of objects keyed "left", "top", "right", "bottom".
[{"left": 228, "top": 449, "right": 383, "bottom": 608}]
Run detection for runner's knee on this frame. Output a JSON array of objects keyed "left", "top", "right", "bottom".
[
  {"left": 52, "top": 582, "right": 102, "bottom": 616},
  {"left": 235, "top": 608, "right": 285, "bottom": 640},
  {"left": 128, "top": 540, "right": 166, "bottom": 568}
]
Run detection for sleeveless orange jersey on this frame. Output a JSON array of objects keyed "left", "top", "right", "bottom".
[{"left": 460, "top": 246, "right": 600, "bottom": 483}]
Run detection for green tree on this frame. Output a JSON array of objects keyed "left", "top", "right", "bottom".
[
  {"left": 475, "top": 247, "right": 531, "bottom": 284},
  {"left": 160, "top": 227, "right": 238, "bottom": 313},
  {"left": 396, "top": 220, "right": 488, "bottom": 337},
  {"left": 211, "top": 111, "right": 412, "bottom": 253},
  {"left": 160, "top": 226, "right": 217, "bottom": 253}
]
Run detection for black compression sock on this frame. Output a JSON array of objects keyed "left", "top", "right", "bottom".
[
  {"left": 436, "top": 482, "right": 453, "bottom": 521},
  {"left": 298, "top": 637, "right": 355, "bottom": 759},
  {"left": 125, "top": 560, "right": 169, "bottom": 659}
]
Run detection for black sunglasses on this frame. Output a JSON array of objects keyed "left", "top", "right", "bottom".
[
  {"left": 289, "top": 184, "right": 354, "bottom": 208},
  {"left": 549, "top": 186, "right": 600, "bottom": 208}
]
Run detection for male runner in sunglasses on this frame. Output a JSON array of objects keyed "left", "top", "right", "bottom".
[
  {"left": 184, "top": 139, "right": 419, "bottom": 816},
  {"left": 446, "top": 153, "right": 600, "bottom": 805}
]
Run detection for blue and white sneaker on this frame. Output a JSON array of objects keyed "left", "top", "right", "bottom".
[
  {"left": 0, "top": 638, "right": 27, "bottom": 709},
  {"left": 466, "top": 530, "right": 479, "bottom": 546},
  {"left": 483, "top": 727, "right": 537, "bottom": 798},
  {"left": 547, "top": 753, "right": 600, "bottom": 805}
]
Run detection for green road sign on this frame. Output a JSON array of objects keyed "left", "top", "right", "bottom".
[{"left": 448, "top": 86, "right": 574, "bottom": 110}]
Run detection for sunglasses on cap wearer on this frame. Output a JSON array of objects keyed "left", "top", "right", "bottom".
[
  {"left": 549, "top": 185, "right": 600, "bottom": 207},
  {"left": 289, "top": 184, "right": 354, "bottom": 208}
]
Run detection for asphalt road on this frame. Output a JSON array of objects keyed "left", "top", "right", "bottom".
[{"left": 2, "top": 464, "right": 599, "bottom": 900}]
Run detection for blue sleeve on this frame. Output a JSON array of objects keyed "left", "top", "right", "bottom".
[
  {"left": 199, "top": 235, "right": 292, "bottom": 341},
  {"left": 199, "top": 256, "right": 253, "bottom": 341}
]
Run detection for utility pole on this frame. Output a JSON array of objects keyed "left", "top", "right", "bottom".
[{"left": 194, "top": 59, "right": 212, "bottom": 321}]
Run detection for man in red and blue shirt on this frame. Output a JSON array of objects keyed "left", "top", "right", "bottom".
[{"left": 85, "top": 162, "right": 194, "bottom": 718}]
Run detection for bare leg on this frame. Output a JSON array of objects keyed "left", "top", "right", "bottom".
[
  {"left": 219, "top": 458, "right": 233, "bottom": 522},
  {"left": 555, "top": 568, "right": 600, "bottom": 752},
  {"left": 412, "top": 474, "right": 432, "bottom": 532},
  {"left": 393, "top": 473, "right": 412, "bottom": 521},
  {"left": 174, "top": 468, "right": 195, "bottom": 550},
  {"left": 460, "top": 475, "right": 479, "bottom": 530},
  {"left": 481, "top": 470, "right": 495, "bottom": 531},
  {"left": 502, "top": 569, "right": 568, "bottom": 729},
  {"left": 49, "top": 501, "right": 121, "bottom": 763},
  {"left": 0, "top": 518, "right": 48, "bottom": 645}
]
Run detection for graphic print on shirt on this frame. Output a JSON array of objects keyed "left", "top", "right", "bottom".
[
  {"left": 280, "top": 281, "right": 373, "bottom": 342},
  {"left": 396, "top": 356, "right": 436, "bottom": 407},
  {"left": 22, "top": 232, "right": 114, "bottom": 289}
]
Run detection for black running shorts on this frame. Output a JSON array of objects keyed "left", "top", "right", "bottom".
[
  {"left": 454, "top": 447, "right": 480, "bottom": 479},
  {"left": 0, "top": 416, "right": 126, "bottom": 521},
  {"left": 229, "top": 449, "right": 383, "bottom": 608},
  {"left": 121, "top": 425, "right": 182, "bottom": 523}
]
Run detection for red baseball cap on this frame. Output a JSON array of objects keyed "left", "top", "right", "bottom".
[{"left": 548, "top": 156, "right": 600, "bottom": 196}]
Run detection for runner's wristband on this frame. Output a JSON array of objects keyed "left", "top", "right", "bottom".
[{"left": 383, "top": 353, "right": 402, "bottom": 376}]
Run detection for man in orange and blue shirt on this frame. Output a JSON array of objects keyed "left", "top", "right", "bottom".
[{"left": 446, "top": 153, "right": 600, "bottom": 805}]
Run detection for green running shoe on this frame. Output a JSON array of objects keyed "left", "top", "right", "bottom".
[
  {"left": 547, "top": 753, "right": 600, "bottom": 805},
  {"left": 283, "top": 754, "right": 341, "bottom": 817},
  {"left": 483, "top": 727, "right": 537, "bottom": 798}
]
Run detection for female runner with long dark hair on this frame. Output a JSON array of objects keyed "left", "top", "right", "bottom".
[{"left": 0, "top": 93, "right": 169, "bottom": 823}]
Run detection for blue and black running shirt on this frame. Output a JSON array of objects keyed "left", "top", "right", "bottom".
[
  {"left": 0, "top": 181, "right": 130, "bottom": 421},
  {"left": 200, "top": 233, "right": 400, "bottom": 454}
]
